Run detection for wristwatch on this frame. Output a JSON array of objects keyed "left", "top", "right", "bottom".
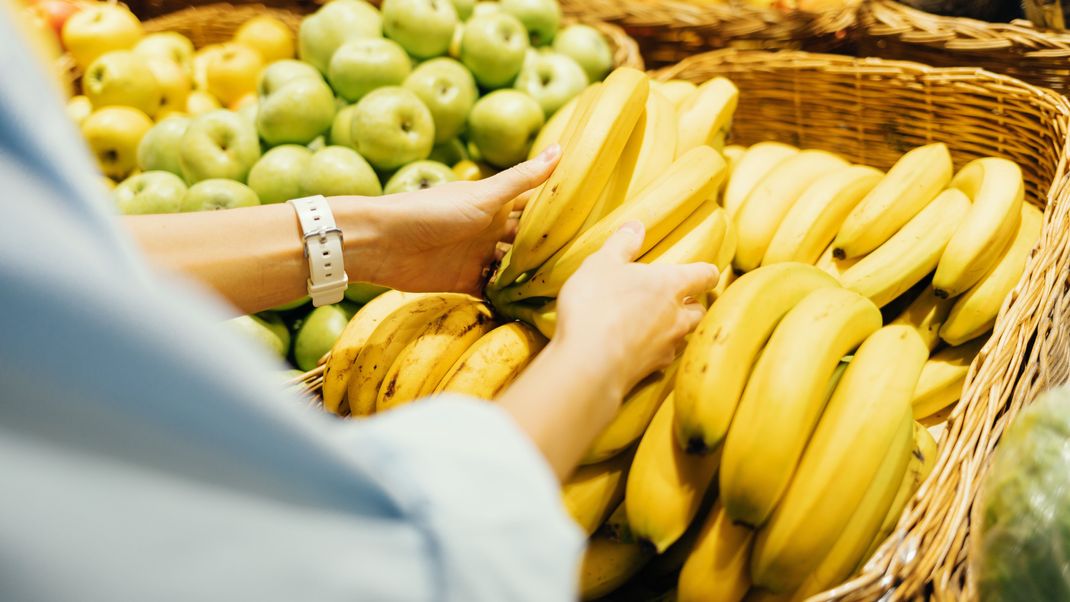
[{"left": 289, "top": 195, "right": 348, "bottom": 306}]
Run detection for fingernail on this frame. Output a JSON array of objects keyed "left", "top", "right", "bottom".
[
  {"left": 619, "top": 221, "right": 644, "bottom": 236},
  {"left": 538, "top": 143, "right": 561, "bottom": 164}
]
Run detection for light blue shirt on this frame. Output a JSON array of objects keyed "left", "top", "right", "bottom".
[{"left": 0, "top": 12, "right": 583, "bottom": 601}]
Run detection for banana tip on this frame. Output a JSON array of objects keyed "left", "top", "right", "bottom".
[
  {"left": 684, "top": 437, "right": 713, "bottom": 455},
  {"left": 832, "top": 247, "right": 846, "bottom": 260},
  {"left": 933, "top": 288, "right": 950, "bottom": 299}
]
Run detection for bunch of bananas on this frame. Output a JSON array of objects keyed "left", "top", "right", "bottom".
[
  {"left": 318, "top": 291, "right": 546, "bottom": 416},
  {"left": 485, "top": 68, "right": 739, "bottom": 332}
]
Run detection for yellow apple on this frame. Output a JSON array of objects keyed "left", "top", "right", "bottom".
[
  {"left": 62, "top": 4, "right": 142, "bottom": 70},
  {"left": 233, "top": 15, "right": 295, "bottom": 63},
  {"left": 145, "top": 56, "right": 191, "bottom": 116},
  {"left": 66, "top": 95, "right": 93, "bottom": 126},
  {"left": 186, "top": 90, "right": 222, "bottom": 115},
  {"left": 134, "top": 32, "right": 194, "bottom": 75},
  {"left": 81, "top": 106, "right": 153, "bottom": 180},
  {"left": 230, "top": 92, "right": 258, "bottom": 111},
  {"left": 83, "top": 50, "right": 163, "bottom": 116},
  {"left": 156, "top": 108, "right": 189, "bottom": 121},
  {"left": 192, "top": 44, "right": 223, "bottom": 90},
  {"left": 205, "top": 42, "right": 263, "bottom": 106}
]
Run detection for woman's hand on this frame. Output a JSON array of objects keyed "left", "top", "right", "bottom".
[{"left": 351, "top": 145, "right": 560, "bottom": 295}]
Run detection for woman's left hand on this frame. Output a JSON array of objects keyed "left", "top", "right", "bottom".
[{"left": 353, "top": 145, "right": 560, "bottom": 295}]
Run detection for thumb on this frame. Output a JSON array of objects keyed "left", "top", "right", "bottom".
[
  {"left": 468, "top": 143, "right": 561, "bottom": 213},
  {"left": 596, "top": 221, "right": 646, "bottom": 263}
]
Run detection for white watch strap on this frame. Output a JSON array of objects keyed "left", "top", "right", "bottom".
[{"left": 289, "top": 195, "right": 348, "bottom": 307}]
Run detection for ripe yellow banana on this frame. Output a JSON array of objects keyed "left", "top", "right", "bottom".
[
  {"left": 762, "top": 165, "right": 883, "bottom": 266},
  {"left": 322, "top": 290, "right": 414, "bottom": 414},
  {"left": 833, "top": 143, "right": 953, "bottom": 259},
  {"left": 640, "top": 200, "right": 730, "bottom": 267},
  {"left": 717, "top": 217, "right": 738, "bottom": 273},
  {"left": 583, "top": 358, "right": 680, "bottom": 465},
  {"left": 706, "top": 265, "right": 737, "bottom": 307},
  {"left": 375, "top": 302, "right": 494, "bottom": 412},
  {"left": 934, "top": 157, "right": 1025, "bottom": 298},
  {"left": 562, "top": 450, "right": 633, "bottom": 535},
  {"left": 580, "top": 504, "right": 655, "bottom": 601},
  {"left": 720, "top": 287, "right": 882, "bottom": 527},
  {"left": 732, "top": 149, "right": 848, "bottom": 272},
  {"left": 786, "top": 413, "right": 915, "bottom": 601},
  {"left": 511, "top": 299, "right": 557, "bottom": 339},
  {"left": 723, "top": 142, "right": 799, "bottom": 217},
  {"left": 815, "top": 244, "right": 859, "bottom": 281},
  {"left": 840, "top": 188, "right": 970, "bottom": 308},
  {"left": 912, "top": 337, "right": 984, "bottom": 419},
  {"left": 940, "top": 203, "right": 1042, "bottom": 345},
  {"left": 750, "top": 325, "right": 926, "bottom": 593},
  {"left": 676, "top": 77, "right": 739, "bottom": 157},
  {"left": 675, "top": 263, "right": 838, "bottom": 454},
  {"left": 527, "top": 83, "right": 584, "bottom": 159},
  {"left": 498, "top": 146, "right": 726, "bottom": 303},
  {"left": 653, "top": 79, "right": 698, "bottom": 111},
  {"left": 495, "top": 68, "right": 649, "bottom": 287},
  {"left": 890, "top": 285, "right": 955, "bottom": 351},
  {"left": 435, "top": 322, "right": 547, "bottom": 400},
  {"left": 677, "top": 501, "right": 754, "bottom": 602},
  {"left": 347, "top": 293, "right": 478, "bottom": 416},
  {"left": 626, "top": 394, "right": 722, "bottom": 553}
]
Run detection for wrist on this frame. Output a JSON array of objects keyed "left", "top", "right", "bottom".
[
  {"left": 544, "top": 335, "right": 628, "bottom": 406},
  {"left": 327, "top": 196, "right": 392, "bottom": 285}
]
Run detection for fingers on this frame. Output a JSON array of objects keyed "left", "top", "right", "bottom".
[
  {"left": 595, "top": 221, "right": 646, "bottom": 264},
  {"left": 466, "top": 144, "right": 561, "bottom": 213},
  {"left": 667, "top": 262, "right": 720, "bottom": 299},
  {"left": 511, "top": 189, "right": 537, "bottom": 213}
]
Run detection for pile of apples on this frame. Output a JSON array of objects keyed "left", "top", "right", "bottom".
[{"left": 57, "top": 0, "right": 616, "bottom": 217}]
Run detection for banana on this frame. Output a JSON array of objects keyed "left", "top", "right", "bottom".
[
  {"left": 762, "top": 165, "right": 883, "bottom": 266},
  {"left": 933, "top": 157, "right": 1025, "bottom": 298},
  {"left": 347, "top": 293, "right": 478, "bottom": 416},
  {"left": 814, "top": 244, "right": 860, "bottom": 281},
  {"left": 512, "top": 299, "right": 557, "bottom": 339},
  {"left": 497, "top": 146, "right": 726, "bottom": 304},
  {"left": 626, "top": 394, "right": 722, "bottom": 553},
  {"left": 527, "top": 83, "right": 583, "bottom": 159},
  {"left": 890, "top": 285, "right": 955, "bottom": 351},
  {"left": 940, "top": 203, "right": 1043, "bottom": 345},
  {"left": 494, "top": 68, "right": 649, "bottom": 287},
  {"left": 640, "top": 200, "right": 730, "bottom": 268},
  {"left": 706, "top": 265, "right": 737, "bottom": 307},
  {"left": 675, "top": 77, "right": 739, "bottom": 157},
  {"left": 376, "top": 303, "right": 494, "bottom": 412},
  {"left": 435, "top": 322, "right": 547, "bottom": 400},
  {"left": 583, "top": 358, "right": 680, "bottom": 465},
  {"left": 580, "top": 504, "right": 655, "bottom": 601},
  {"left": 750, "top": 325, "right": 925, "bottom": 593},
  {"left": 322, "top": 290, "right": 415, "bottom": 414},
  {"left": 785, "top": 416, "right": 915, "bottom": 602},
  {"left": 912, "top": 337, "right": 984, "bottom": 419},
  {"left": 562, "top": 451, "right": 633, "bottom": 535},
  {"left": 677, "top": 501, "right": 754, "bottom": 602},
  {"left": 833, "top": 143, "right": 953, "bottom": 259},
  {"left": 654, "top": 79, "right": 698, "bottom": 111},
  {"left": 723, "top": 142, "right": 799, "bottom": 217},
  {"left": 732, "top": 150, "right": 848, "bottom": 272},
  {"left": 674, "top": 263, "right": 838, "bottom": 454},
  {"left": 839, "top": 188, "right": 970, "bottom": 308},
  {"left": 720, "top": 288, "right": 882, "bottom": 527}
]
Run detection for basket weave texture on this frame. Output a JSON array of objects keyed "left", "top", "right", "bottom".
[
  {"left": 656, "top": 48, "right": 1070, "bottom": 601},
  {"left": 560, "top": 0, "right": 859, "bottom": 68},
  {"left": 858, "top": 0, "right": 1070, "bottom": 96}
]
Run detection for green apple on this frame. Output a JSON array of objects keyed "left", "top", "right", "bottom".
[
  {"left": 500, "top": 0, "right": 559, "bottom": 46},
  {"left": 460, "top": 13, "right": 529, "bottom": 89},
  {"left": 84, "top": 50, "right": 163, "bottom": 117},
  {"left": 382, "top": 0, "right": 458, "bottom": 59},
  {"left": 300, "top": 146, "right": 383, "bottom": 197},
  {"left": 181, "top": 178, "right": 260, "bottom": 211},
  {"left": 330, "top": 104, "right": 360, "bottom": 148},
  {"left": 428, "top": 137, "right": 468, "bottom": 165},
  {"left": 257, "top": 78, "right": 337, "bottom": 146},
  {"left": 468, "top": 89, "right": 543, "bottom": 167},
  {"left": 115, "top": 171, "right": 187, "bottom": 215},
  {"left": 552, "top": 24, "right": 612, "bottom": 82},
  {"left": 179, "top": 110, "right": 261, "bottom": 183},
  {"left": 258, "top": 312, "right": 292, "bottom": 353},
  {"left": 298, "top": 0, "right": 383, "bottom": 74},
  {"left": 328, "top": 38, "right": 412, "bottom": 102},
  {"left": 273, "top": 296, "right": 311, "bottom": 311},
  {"left": 294, "top": 304, "right": 349, "bottom": 370},
  {"left": 247, "top": 144, "right": 313, "bottom": 204},
  {"left": 514, "top": 50, "right": 587, "bottom": 116},
  {"left": 257, "top": 59, "right": 322, "bottom": 97},
  {"left": 384, "top": 160, "right": 457, "bottom": 194},
  {"left": 227, "top": 314, "right": 290, "bottom": 359},
  {"left": 137, "top": 116, "right": 189, "bottom": 176},
  {"left": 403, "top": 57, "right": 477, "bottom": 144},
  {"left": 308, "top": 136, "right": 328, "bottom": 152},
  {"left": 351, "top": 87, "right": 435, "bottom": 171},
  {"left": 345, "top": 283, "right": 390, "bottom": 304},
  {"left": 238, "top": 101, "right": 258, "bottom": 125},
  {"left": 451, "top": 0, "right": 476, "bottom": 19},
  {"left": 134, "top": 31, "right": 194, "bottom": 73},
  {"left": 449, "top": 23, "right": 464, "bottom": 58},
  {"left": 473, "top": 1, "right": 500, "bottom": 16}
]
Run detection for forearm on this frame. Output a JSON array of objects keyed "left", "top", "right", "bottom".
[
  {"left": 124, "top": 199, "right": 389, "bottom": 314},
  {"left": 498, "top": 339, "right": 625, "bottom": 481}
]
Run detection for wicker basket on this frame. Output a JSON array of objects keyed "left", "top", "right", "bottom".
[
  {"left": 655, "top": 48, "right": 1070, "bottom": 601},
  {"left": 857, "top": 0, "right": 1070, "bottom": 96},
  {"left": 560, "top": 0, "right": 858, "bottom": 68}
]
